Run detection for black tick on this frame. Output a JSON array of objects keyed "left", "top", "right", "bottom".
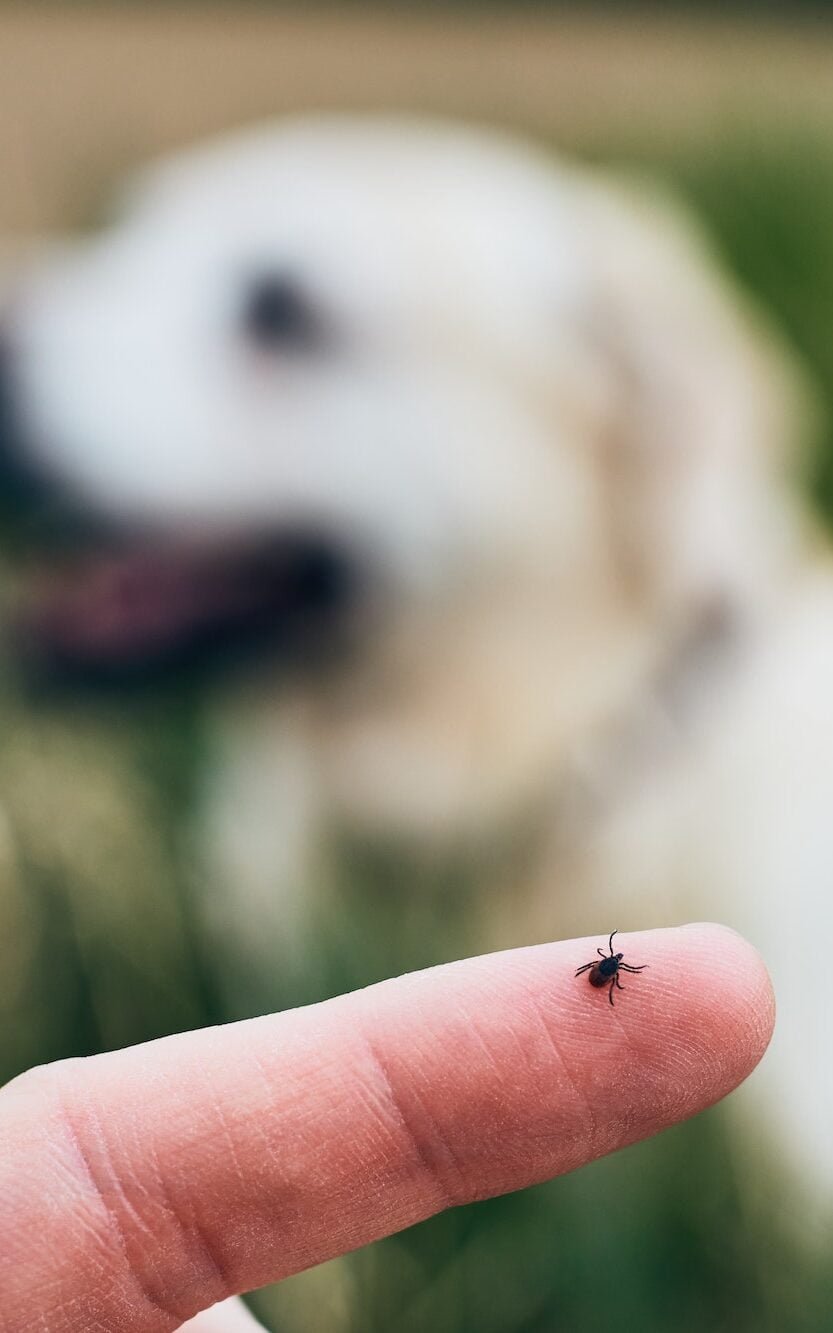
[{"left": 575, "top": 930, "right": 647, "bottom": 1006}]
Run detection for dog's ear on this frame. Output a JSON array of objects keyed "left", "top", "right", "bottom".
[{"left": 573, "top": 171, "right": 819, "bottom": 619}]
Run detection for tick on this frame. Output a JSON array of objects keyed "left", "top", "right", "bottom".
[{"left": 575, "top": 930, "right": 647, "bottom": 1006}]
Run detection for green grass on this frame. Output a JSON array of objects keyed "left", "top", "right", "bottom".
[{"left": 643, "top": 128, "right": 833, "bottom": 518}]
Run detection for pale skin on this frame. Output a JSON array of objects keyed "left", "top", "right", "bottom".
[{"left": 0, "top": 924, "right": 773, "bottom": 1332}]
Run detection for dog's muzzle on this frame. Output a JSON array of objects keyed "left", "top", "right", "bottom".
[{"left": 0, "top": 331, "right": 366, "bottom": 691}]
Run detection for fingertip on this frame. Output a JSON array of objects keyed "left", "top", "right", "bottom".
[
  {"left": 626, "top": 922, "right": 775, "bottom": 1114},
  {"left": 677, "top": 921, "right": 776, "bottom": 1075},
  {"left": 671, "top": 922, "right": 775, "bottom": 1024}
]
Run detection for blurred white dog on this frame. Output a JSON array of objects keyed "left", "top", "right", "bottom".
[{"left": 2, "top": 118, "right": 832, "bottom": 1233}]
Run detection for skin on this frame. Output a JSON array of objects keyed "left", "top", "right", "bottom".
[{"left": 0, "top": 924, "right": 773, "bottom": 1332}]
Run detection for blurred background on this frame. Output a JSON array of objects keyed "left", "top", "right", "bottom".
[{"left": 2, "top": 4, "right": 833, "bottom": 1330}]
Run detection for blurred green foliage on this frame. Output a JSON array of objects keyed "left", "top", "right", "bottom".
[
  {"left": 2, "top": 126, "right": 833, "bottom": 1330},
  {"left": 648, "top": 130, "right": 833, "bottom": 518}
]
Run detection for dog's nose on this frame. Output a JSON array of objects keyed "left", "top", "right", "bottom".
[{"left": 0, "top": 327, "right": 51, "bottom": 514}]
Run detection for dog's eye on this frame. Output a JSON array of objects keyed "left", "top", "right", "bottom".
[{"left": 240, "top": 274, "right": 324, "bottom": 352}]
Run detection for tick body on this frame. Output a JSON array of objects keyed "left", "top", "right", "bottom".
[{"left": 575, "top": 930, "right": 647, "bottom": 1006}]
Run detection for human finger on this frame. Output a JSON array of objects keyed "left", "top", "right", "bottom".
[{"left": 0, "top": 923, "right": 772, "bottom": 1331}]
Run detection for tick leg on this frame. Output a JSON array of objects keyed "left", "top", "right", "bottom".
[
  {"left": 575, "top": 962, "right": 594, "bottom": 976},
  {"left": 615, "top": 974, "right": 624, "bottom": 990},
  {"left": 597, "top": 948, "right": 607, "bottom": 958},
  {"left": 608, "top": 978, "right": 616, "bottom": 1006},
  {"left": 608, "top": 930, "right": 618, "bottom": 954},
  {"left": 620, "top": 964, "right": 647, "bottom": 973}
]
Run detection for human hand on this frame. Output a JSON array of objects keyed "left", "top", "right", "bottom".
[{"left": 0, "top": 925, "right": 773, "bottom": 1332}]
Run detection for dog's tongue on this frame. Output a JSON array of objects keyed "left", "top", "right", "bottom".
[
  {"left": 17, "top": 535, "right": 349, "bottom": 685},
  {"left": 25, "top": 548, "right": 234, "bottom": 663}
]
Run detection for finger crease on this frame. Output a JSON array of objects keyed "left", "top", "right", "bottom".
[
  {"left": 56, "top": 1086, "right": 198, "bottom": 1327},
  {"left": 361, "top": 1034, "right": 469, "bottom": 1214}
]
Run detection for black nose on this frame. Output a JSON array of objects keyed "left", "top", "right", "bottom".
[
  {"left": 0, "top": 330, "right": 106, "bottom": 548},
  {"left": 0, "top": 329, "right": 54, "bottom": 518}
]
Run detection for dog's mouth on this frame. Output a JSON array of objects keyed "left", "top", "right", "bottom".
[
  {"left": 13, "top": 528, "right": 362, "bottom": 691},
  {"left": 0, "top": 352, "right": 368, "bottom": 690}
]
